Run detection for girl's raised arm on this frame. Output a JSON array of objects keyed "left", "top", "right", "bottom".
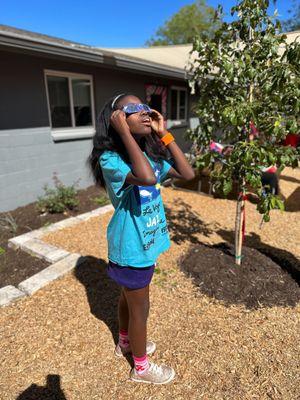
[
  {"left": 110, "top": 110, "right": 157, "bottom": 186},
  {"left": 150, "top": 109, "right": 195, "bottom": 181}
]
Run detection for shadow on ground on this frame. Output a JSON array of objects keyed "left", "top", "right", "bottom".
[
  {"left": 284, "top": 186, "right": 300, "bottom": 212},
  {"left": 73, "top": 256, "right": 134, "bottom": 368},
  {"left": 16, "top": 375, "right": 66, "bottom": 400},
  {"left": 15, "top": 258, "right": 132, "bottom": 399},
  {"left": 217, "top": 229, "right": 300, "bottom": 284},
  {"left": 280, "top": 174, "right": 300, "bottom": 185},
  {"left": 164, "top": 198, "right": 216, "bottom": 245}
]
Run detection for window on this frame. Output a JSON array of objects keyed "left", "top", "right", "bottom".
[
  {"left": 170, "top": 87, "right": 187, "bottom": 122},
  {"left": 148, "top": 94, "right": 163, "bottom": 114},
  {"left": 45, "top": 70, "right": 95, "bottom": 140},
  {"left": 145, "top": 84, "right": 167, "bottom": 119}
]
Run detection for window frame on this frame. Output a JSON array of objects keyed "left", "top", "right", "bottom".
[
  {"left": 44, "top": 69, "right": 96, "bottom": 141},
  {"left": 167, "top": 86, "right": 188, "bottom": 128}
]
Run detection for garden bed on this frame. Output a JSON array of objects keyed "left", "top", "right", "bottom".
[
  {"left": 0, "top": 185, "right": 108, "bottom": 287},
  {"left": 179, "top": 242, "right": 300, "bottom": 309}
]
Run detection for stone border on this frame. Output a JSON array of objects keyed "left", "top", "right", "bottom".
[{"left": 1, "top": 204, "right": 114, "bottom": 308}]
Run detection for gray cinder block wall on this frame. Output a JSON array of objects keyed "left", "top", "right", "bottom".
[{"left": 0, "top": 127, "right": 94, "bottom": 212}]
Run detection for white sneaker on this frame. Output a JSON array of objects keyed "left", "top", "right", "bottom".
[{"left": 130, "top": 361, "right": 175, "bottom": 385}]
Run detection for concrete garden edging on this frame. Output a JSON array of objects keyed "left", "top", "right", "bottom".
[{"left": 0, "top": 204, "right": 114, "bottom": 308}]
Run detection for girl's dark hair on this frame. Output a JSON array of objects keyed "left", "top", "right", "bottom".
[{"left": 86, "top": 93, "right": 170, "bottom": 190}]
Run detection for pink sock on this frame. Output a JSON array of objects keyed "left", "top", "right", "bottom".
[
  {"left": 133, "top": 354, "right": 150, "bottom": 375},
  {"left": 118, "top": 329, "right": 130, "bottom": 348}
]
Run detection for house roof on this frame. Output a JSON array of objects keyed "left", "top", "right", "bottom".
[
  {"left": 0, "top": 24, "right": 187, "bottom": 80},
  {"left": 101, "top": 44, "right": 192, "bottom": 70},
  {"left": 1, "top": 24, "right": 298, "bottom": 79},
  {"left": 104, "top": 30, "right": 300, "bottom": 70}
]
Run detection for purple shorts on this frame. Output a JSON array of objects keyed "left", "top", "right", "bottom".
[{"left": 107, "top": 260, "right": 156, "bottom": 290}]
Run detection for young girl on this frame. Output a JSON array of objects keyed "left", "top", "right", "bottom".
[{"left": 88, "top": 93, "right": 195, "bottom": 385}]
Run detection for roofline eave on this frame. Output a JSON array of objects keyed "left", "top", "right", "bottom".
[{"left": 0, "top": 32, "right": 187, "bottom": 80}]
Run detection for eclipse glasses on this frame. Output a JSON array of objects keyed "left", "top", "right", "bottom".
[{"left": 122, "top": 103, "right": 152, "bottom": 115}]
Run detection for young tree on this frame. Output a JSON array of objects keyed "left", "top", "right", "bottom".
[
  {"left": 146, "top": 0, "right": 220, "bottom": 46},
  {"left": 186, "top": 0, "right": 299, "bottom": 265}
]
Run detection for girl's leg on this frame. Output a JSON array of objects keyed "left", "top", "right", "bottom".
[
  {"left": 118, "top": 288, "right": 129, "bottom": 332},
  {"left": 123, "top": 285, "right": 150, "bottom": 358}
]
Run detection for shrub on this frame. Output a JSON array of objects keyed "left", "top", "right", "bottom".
[
  {"left": 93, "top": 195, "right": 110, "bottom": 206},
  {"left": 36, "top": 172, "right": 80, "bottom": 214}
]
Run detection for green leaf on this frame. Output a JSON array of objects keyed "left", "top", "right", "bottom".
[
  {"left": 270, "top": 197, "right": 276, "bottom": 208},
  {"left": 276, "top": 198, "right": 285, "bottom": 211},
  {"left": 223, "top": 180, "right": 233, "bottom": 195}
]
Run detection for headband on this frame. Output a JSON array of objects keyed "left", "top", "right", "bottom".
[{"left": 111, "top": 93, "right": 126, "bottom": 109}]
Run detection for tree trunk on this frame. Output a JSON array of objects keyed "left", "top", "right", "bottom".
[
  {"left": 234, "top": 26, "right": 254, "bottom": 265},
  {"left": 235, "top": 193, "right": 245, "bottom": 265}
]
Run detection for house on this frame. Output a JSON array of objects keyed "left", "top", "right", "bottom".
[{"left": 0, "top": 25, "right": 196, "bottom": 213}]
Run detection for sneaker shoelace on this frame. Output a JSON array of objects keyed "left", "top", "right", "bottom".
[{"left": 149, "top": 363, "right": 163, "bottom": 376}]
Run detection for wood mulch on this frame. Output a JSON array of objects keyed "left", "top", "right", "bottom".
[{"left": 0, "top": 167, "right": 299, "bottom": 399}]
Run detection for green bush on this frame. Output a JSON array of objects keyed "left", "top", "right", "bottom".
[
  {"left": 36, "top": 173, "right": 80, "bottom": 214},
  {"left": 93, "top": 195, "right": 110, "bottom": 206}
]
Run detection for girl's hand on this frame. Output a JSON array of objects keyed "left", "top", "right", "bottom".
[
  {"left": 110, "top": 110, "right": 131, "bottom": 136},
  {"left": 149, "top": 109, "right": 166, "bottom": 138}
]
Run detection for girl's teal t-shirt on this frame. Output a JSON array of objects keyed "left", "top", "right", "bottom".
[{"left": 99, "top": 150, "right": 174, "bottom": 268}]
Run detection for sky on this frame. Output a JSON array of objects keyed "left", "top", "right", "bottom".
[{"left": 0, "top": 0, "right": 295, "bottom": 48}]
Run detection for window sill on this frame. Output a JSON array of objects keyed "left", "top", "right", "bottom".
[{"left": 51, "top": 127, "right": 96, "bottom": 141}]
